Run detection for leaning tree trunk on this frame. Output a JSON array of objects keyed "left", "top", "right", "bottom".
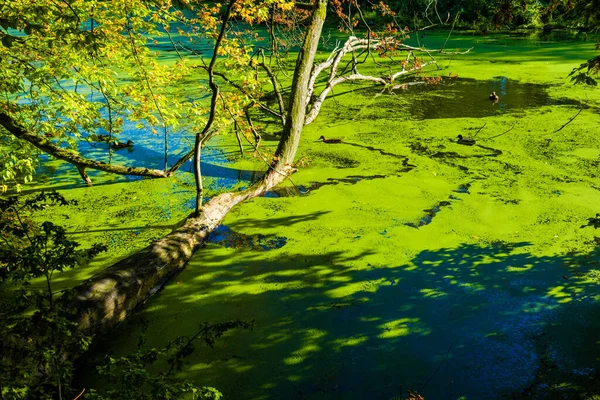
[
  {"left": 265, "top": 0, "right": 326, "bottom": 180},
  {"left": 68, "top": 0, "right": 328, "bottom": 337}
]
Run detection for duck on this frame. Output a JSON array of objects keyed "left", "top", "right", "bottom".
[
  {"left": 489, "top": 91, "right": 499, "bottom": 101},
  {"left": 89, "top": 134, "right": 111, "bottom": 142},
  {"left": 457, "top": 134, "right": 476, "bottom": 146},
  {"left": 318, "top": 135, "right": 342, "bottom": 144},
  {"left": 110, "top": 140, "right": 134, "bottom": 149}
]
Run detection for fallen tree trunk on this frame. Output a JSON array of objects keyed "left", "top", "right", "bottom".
[
  {"left": 68, "top": 0, "right": 327, "bottom": 337},
  {"left": 69, "top": 169, "right": 288, "bottom": 336},
  {"left": 0, "top": 112, "right": 193, "bottom": 185}
]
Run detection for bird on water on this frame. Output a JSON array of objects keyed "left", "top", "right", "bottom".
[
  {"left": 457, "top": 134, "right": 476, "bottom": 146},
  {"left": 110, "top": 140, "right": 134, "bottom": 149},
  {"left": 318, "top": 135, "right": 342, "bottom": 144},
  {"left": 489, "top": 91, "right": 499, "bottom": 101}
]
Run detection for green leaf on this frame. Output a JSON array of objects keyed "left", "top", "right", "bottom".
[{"left": 1, "top": 35, "right": 14, "bottom": 48}]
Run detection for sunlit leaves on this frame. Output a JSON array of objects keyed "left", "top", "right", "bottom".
[
  {"left": 233, "top": 0, "right": 295, "bottom": 24},
  {"left": 0, "top": 192, "right": 104, "bottom": 398},
  {"left": 569, "top": 54, "right": 600, "bottom": 86},
  {"left": 0, "top": 0, "right": 302, "bottom": 189}
]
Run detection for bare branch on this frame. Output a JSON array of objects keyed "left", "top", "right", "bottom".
[
  {"left": 193, "top": 0, "right": 236, "bottom": 215},
  {"left": 0, "top": 112, "right": 172, "bottom": 184},
  {"left": 302, "top": 33, "right": 471, "bottom": 125},
  {"left": 244, "top": 102, "right": 262, "bottom": 146},
  {"left": 258, "top": 49, "right": 286, "bottom": 123}
]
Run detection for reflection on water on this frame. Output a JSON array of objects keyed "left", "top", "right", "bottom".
[
  {"left": 362, "top": 76, "right": 578, "bottom": 120},
  {"left": 207, "top": 225, "right": 287, "bottom": 250}
]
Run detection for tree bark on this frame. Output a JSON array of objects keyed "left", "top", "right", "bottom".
[
  {"left": 69, "top": 181, "right": 272, "bottom": 336},
  {"left": 68, "top": 0, "right": 329, "bottom": 337},
  {"left": 267, "top": 0, "right": 327, "bottom": 179}
]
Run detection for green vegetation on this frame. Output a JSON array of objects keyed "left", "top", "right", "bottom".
[
  {"left": 0, "top": 192, "right": 253, "bottom": 399},
  {"left": 2, "top": 0, "right": 600, "bottom": 399},
  {"left": 361, "top": 0, "right": 600, "bottom": 31},
  {"left": 90, "top": 32, "right": 600, "bottom": 399}
]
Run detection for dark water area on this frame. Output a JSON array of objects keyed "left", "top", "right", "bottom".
[
  {"left": 264, "top": 174, "right": 394, "bottom": 198},
  {"left": 405, "top": 201, "right": 452, "bottom": 228},
  {"left": 207, "top": 225, "right": 287, "bottom": 250},
  {"left": 405, "top": 183, "right": 473, "bottom": 228},
  {"left": 371, "top": 76, "right": 578, "bottom": 120}
]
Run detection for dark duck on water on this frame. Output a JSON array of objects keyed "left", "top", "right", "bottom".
[
  {"left": 489, "top": 91, "right": 499, "bottom": 101},
  {"left": 457, "top": 134, "right": 476, "bottom": 146},
  {"left": 318, "top": 135, "right": 342, "bottom": 144},
  {"left": 110, "top": 140, "right": 134, "bottom": 149}
]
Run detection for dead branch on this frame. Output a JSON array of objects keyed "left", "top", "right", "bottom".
[
  {"left": 305, "top": 61, "right": 436, "bottom": 125},
  {"left": 244, "top": 102, "right": 262, "bottom": 146},
  {"left": 258, "top": 49, "right": 286, "bottom": 123},
  {"left": 554, "top": 105, "right": 585, "bottom": 133},
  {"left": 302, "top": 35, "right": 471, "bottom": 125},
  {"left": 234, "top": 122, "right": 244, "bottom": 155},
  {"left": 484, "top": 122, "right": 516, "bottom": 140}
]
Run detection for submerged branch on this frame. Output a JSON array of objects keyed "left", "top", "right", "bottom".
[
  {"left": 554, "top": 105, "right": 585, "bottom": 133},
  {"left": 0, "top": 112, "right": 173, "bottom": 184}
]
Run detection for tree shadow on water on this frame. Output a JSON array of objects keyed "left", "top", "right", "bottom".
[{"left": 96, "top": 235, "right": 600, "bottom": 400}]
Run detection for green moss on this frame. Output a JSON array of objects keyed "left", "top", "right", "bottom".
[{"left": 29, "top": 31, "right": 600, "bottom": 399}]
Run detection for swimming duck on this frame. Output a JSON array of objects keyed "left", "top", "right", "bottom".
[
  {"left": 489, "top": 91, "right": 499, "bottom": 101},
  {"left": 318, "top": 135, "right": 342, "bottom": 144},
  {"left": 89, "top": 134, "right": 111, "bottom": 142},
  {"left": 457, "top": 134, "right": 476, "bottom": 146},
  {"left": 110, "top": 140, "right": 134, "bottom": 149}
]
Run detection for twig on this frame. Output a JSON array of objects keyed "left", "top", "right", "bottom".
[
  {"left": 72, "top": 388, "right": 85, "bottom": 400},
  {"left": 244, "top": 103, "right": 261, "bottom": 146},
  {"left": 553, "top": 106, "right": 584, "bottom": 133},
  {"left": 483, "top": 122, "right": 516, "bottom": 140},
  {"left": 442, "top": 12, "right": 460, "bottom": 52},
  {"left": 473, "top": 122, "right": 486, "bottom": 138},
  {"left": 219, "top": 93, "right": 244, "bottom": 155},
  {"left": 419, "top": 341, "right": 455, "bottom": 392}
]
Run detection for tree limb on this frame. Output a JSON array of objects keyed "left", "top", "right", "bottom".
[
  {"left": 302, "top": 35, "right": 470, "bottom": 125},
  {"left": 305, "top": 60, "right": 436, "bottom": 125},
  {"left": 68, "top": 0, "right": 330, "bottom": 338},
  {"left": 258, "top": 49, "right": 286, "bottom": 123},
  {"left": 192, "top": 0, "right": 236, "bottom": 215},
  {"left": 0, "top": 112, "right": 172, "bottom": 184}
]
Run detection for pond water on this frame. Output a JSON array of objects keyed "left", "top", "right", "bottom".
[
  {"left": 40, "top": 31, "right": 600, "bottom": 399},
  {"left": 358, "top": 76, "right": 579, "bottom": 120}
]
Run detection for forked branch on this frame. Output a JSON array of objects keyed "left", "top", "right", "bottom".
[{"left": 303, "top": 35, "right": 470, "bottom": 125}]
